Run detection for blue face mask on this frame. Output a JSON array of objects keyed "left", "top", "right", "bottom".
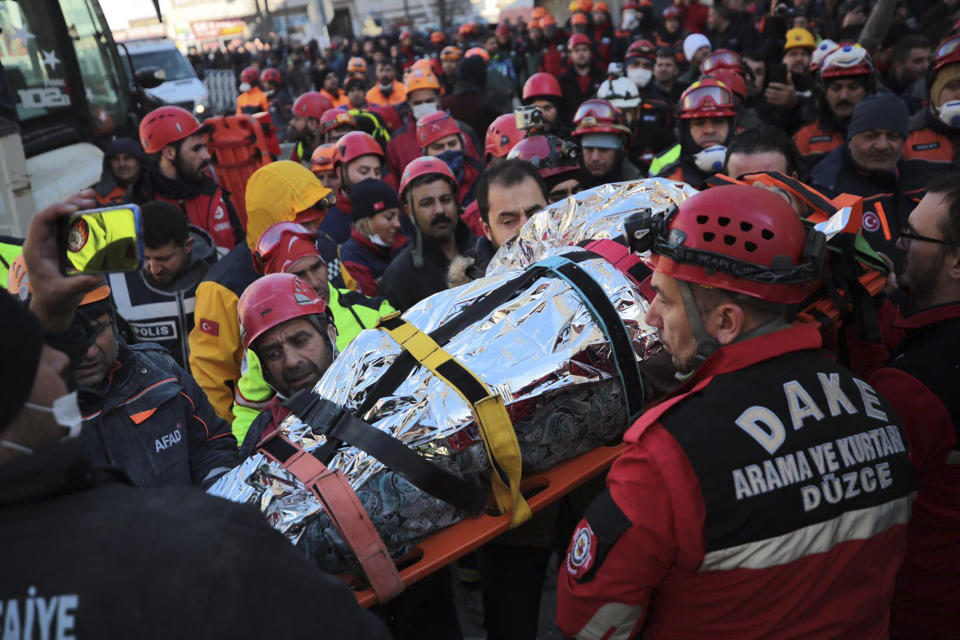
[{"left": 437, "top": 149, "right": 465, "bottom": 182}]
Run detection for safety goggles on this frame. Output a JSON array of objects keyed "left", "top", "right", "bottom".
[
  {"left": 253, "top": 222, "right": 318, "bottom": 274},
  {"left": 935, "top": 35, "right": 960, "bottom": 68},
  {"left": 701, "top": 50, "right": 740, "bottom": 73},
  {"left": 899, "top": 222, "right": 960, "bottom": 247},
  {"left": 681, "top": 84, "right": 733, "bottom": 111},
  {"left": 573, "top": 100, "right": 619, "bottom": 124}
]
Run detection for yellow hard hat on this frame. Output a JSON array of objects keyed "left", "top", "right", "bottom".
[{"left": 784, "top": 28, "right": 817, "bottom": 52}]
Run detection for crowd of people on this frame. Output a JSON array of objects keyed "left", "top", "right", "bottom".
[{"left": 1, "top": 0, "right": 959, "bottom": 637}]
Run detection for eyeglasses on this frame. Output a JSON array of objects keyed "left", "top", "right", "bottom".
[
  {"left": 680, "top": 83, "right": 733, "bottom": 111},
  {"left": 899, "top": 223, "right": 960, "bottom": 247}
]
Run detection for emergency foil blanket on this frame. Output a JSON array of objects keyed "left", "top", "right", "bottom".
[{"left": 209, "top": 178, "right": 696, "bottom": 573}]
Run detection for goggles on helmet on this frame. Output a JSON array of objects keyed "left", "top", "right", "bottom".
[
  {"left": 253, "top": 222, "right": 317, "bottom": 275},
  {"left": 701, "top": 50, "right": 741, "bottom": 73},
  {"left": 681, "top": 84, "right": 733, "bottom": 111}
]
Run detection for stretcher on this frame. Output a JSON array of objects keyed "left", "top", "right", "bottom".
[{"left": 204, "top": 114, "right": 278, "bottom": 228}]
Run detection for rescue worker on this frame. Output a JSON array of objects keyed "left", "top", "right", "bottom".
[
  {"left": 507, "top": 134, "right": 586, "bottom": 204},
  {"left": 904, "top": 34, "right": 960, "bottom": 164},
  {"left": 139, "top": 106, "right": 244, "bottom": 252},
  {"left": 810, "top": 94, "right": 948, "bottom": 271},
  {"left": 93, "top": 137, "right": 150, "bottom": 206},
  {"left": 612, "top": 1, "right": 645, "bottom": 62},
  {"left": 557, "top": 185, "right": 916, "bottom": 639},
  {"left": 288, "top": 91, "right": 334, "bottom": 165},
  {"left": 439, "top": 45, "right": 462, "bottom": 96},
  {"left": 235, "top": 66, "right": 269, "bottom": 116},
  {"left": 654, "top": 5, "right": 688, "bottom": 57},
  {"left": 232, "top": 222, "right": 393, "bottom": 442},
  {"left": 558, "top": 34, "right": 606, "bottom": 126},
  {"left": 417, "top": 110, "right": 486, "bottom": 207},
  {"left": 108, "top": 201, "right": 217, "bottom": 368},
  {"left": 235, "top": 273, "right": 338, "bottom": 457},
  {"left": 189, "top": 161, "right": 334, "bottom": 421},
  {"left": 794, "top": 43, "right": 876, "bottom": 170},
  {"left": 724, "top": 126, "right": 803, "bottom": 179},
  {"left": 367, "top": 58, "right": 407, "bottom": 107},
  {"left": 319, "top": 68, "right": 350, "bottom": 108},
  {"left": 379, "top": 157, "right": 474, "bottom": 311},
  {"left": 320, "top": 131, "right": 387, "bottom": 244},
  {"left": 654, "top": 48, "right": 685, "bottom": 103},
  {"left": 72, "top": 283, "right": 238, "bottom": 488},
  {"left": 521, "top": 72, "right": 569, "bottom": 138},
  {"left": 310, "top": 143, "right": 341, "bottom": 192},
  {"left": 870, "top": 173, "right": 960, "bottom": 638},
  {"left": 573, "top": 99, "right": 640, "bottom": 189},
  {"left": 885, "top": 34, "right": 932, "bottom": 115},
  {"left": 344, "top": 74, "right": 369, "bottom": 110},
  {"left": 649, "top": 78, "right": 738, "bottom": 189},
  {"left": 319, "top": 108, "right": 359, "bottom": 145},
  {"left": 441, "top": 52, "right": 499, "bottom": 141},
  {"left": 598, "top": 73, "right": 675, "bottom": 174},
  {"left": 339, "top": 178, "right": 408, "bottom": 296},
  {"left": 260, "top": 67, "right": 293, "bottom": 142},
  {"left": 0, "top": 199, "right": 389, "bottom": 639},
  {"left": 679, "top": 33, "right": 711, "bottom": 85},
  {"left": 589, "top": 2, "right": 614, "bottom": 65}
]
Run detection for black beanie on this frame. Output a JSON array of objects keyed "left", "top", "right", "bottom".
[
  {"left": 0, "top": 292, "right": 44, "bottom": 432},
  {"left": 458, "top": 55, "right": 487, "bottom": 89},
  {"left": 350, "top": 179, "right": 400, "bottom": 220},
  {"left": 846, "top": 94, "right": 908, "bottom": 141}
]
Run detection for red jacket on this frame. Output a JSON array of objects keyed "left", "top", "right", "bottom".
[
  {"left": 557, "top": 325, "right": 915, "bottom": 639},
  {"left": 153, "top": 179, "right": 243, "bottom": 251},
  {"left": 868, "top": 304, "right": 960, "bottom": 639}
]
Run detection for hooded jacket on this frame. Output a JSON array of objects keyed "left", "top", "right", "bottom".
[
  {"left": 188, "top": 161, "right": 332, "bottom": 420},
  {"left": 108, "top": 226, "right": 217, "bottom": 368},
  {"left": 93, "top": 137, "right": 153, "bottom": 206}
]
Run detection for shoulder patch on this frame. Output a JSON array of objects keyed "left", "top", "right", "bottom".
[
  {"left": 198, "top": 318, "right": 219, "bottom": 336},
  {"left": 564, "top": 490, "right": 632, "bottom": 583}
]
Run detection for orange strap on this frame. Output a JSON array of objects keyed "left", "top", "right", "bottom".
[{"left": 259, "top": 435, "right": 405, "bottom": 602}]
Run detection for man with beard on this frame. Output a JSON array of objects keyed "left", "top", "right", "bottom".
[
  {"left": 93, "top": 138, "right": 151, "bottom": 206},
  {"left": 288, "top": 91, "right": 334, "bottom": 165},
  {"left": 108, "top": 201, "right": 218, "bottom": 368},
  {"left": 559, "top": 34, "right": 606, "bottom": 126},
  {"left": 572, "top": 99, "right": 639, "bottom": 189},
  {"left": 379, "top": 157, "right": 473, "bottom": 311},
  {"left": 861, "top": 174, "right": 960, "bottom": 639},
  {"left": 139, "top": 106, "right": 243, "bottom": 252},
  {"left": 811, "top": 94, "right": 949, "bottom": 271},
  {"left": 366, "top": 59, "right": 407, "bottom": 107}
]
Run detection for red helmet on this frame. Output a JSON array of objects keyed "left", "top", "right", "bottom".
[
  {"left": 260, "top": 68, "right": 282, "bottom": 85},
  {"left": 646, "top": 185, "right": 816, "bottom": 304},
  {"left": 311, "top": 143, "right": 339, "bottom": 173},
  {"left": 571, "top": 12, "right": 589, "bottom": 26},
  {"left": 507, "top": 134, "right": 581, "bottom": 180},
  {"left": 417, "top": 110, "right": 461, "bottom": 149},
  {"left": 700, "top": 49, "right": 742, "bottom": 74},
  {"left": 139, "top": 105, "right": 204, "bottom": 154},
  {"left": 679, "top": 78, "right": 737, "bottom": 119},
  {"left": 399, "top": 156, "right": 458, "bottom": 200},
  {"left": 522, "top": 72, "right": 562, "bottom": 102},
  {"left": 704, "top": 69, "right": 746, "bottom": 102},
  {"left": 320, "top": 108, "right": 358, "bottom": 137},
  {"left": 431, "top": 31, "right": 446, "bottom": 45},
  {"left": 496, "top": 23, "right": 511, "bottom": 37},
  {"left": 662, "top": 5, "right": 681, "bottom": 20},
  {"left": 292, "top": 91, "right": 334, "bottom": 120},
  {"left": 571, "top": 99, "right": 631, "bottom": 137},
  {"left": 336, "top": 131, "right": 383, "bottom": 167},
  {"left": 253, "top": 222, "right": 318, "bottom": 275},
  {"left": 934, "top": 34, "right": 960, "bottom": 71},
  {"left": 238, "top": 273, "right": 331, "bottom": 351},
  {"left": 625, "top": 39, "right": 657, "bottom": 63},
  {"left": 458, "top": 22, "right": 475, "bottom": 37},
  {"left": 240, "top": 66, "right": 259, "bottom": 84},
  {"left": 568, "top": 33, "right": 592, "bottom": 51},
  {"left": 622, "top": 0, "right": 639, "bottom": 10},
  {"left": 819, "top": 43, "right": 873, "bottom": 79},
  {"left": 485, "top": 113, "right": 524, "bottom": 160}
]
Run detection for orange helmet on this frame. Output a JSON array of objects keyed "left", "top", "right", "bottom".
[
  {"left": 465, "top": 47, "right": 490, "bottom": 63},
  {"left": 458, "top": 22, "right": 476, "bottom": 38},
  {"left": 311, "top": 143, "right": 339, "bottom": 173},
  {"left": 571, "top": 12, "right": 589, "bottom": 26},
  {"left": 532, "top": 6, "right": 548, "bottom": 19},
  {"left": 430, "top": 31, "right": 446, "bottom": 45},
  {"left": 409, "top": 58, "right": 435, "bottom": 76},
  {"left": 441, "top": 46, "right": 463, "bottom": 61},
  {"left": 405, "top": 68, "right": 441, "bottom": 93},
  {"left": 541, "top": 14, "right": 558, "bottom": 27},
  {"left": 347, "top": 57, "right": 368, "bottom": 74}
]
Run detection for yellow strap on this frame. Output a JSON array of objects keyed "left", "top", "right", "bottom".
[{"left": 378, "top": 314, "right": 531, "bottom": 528}]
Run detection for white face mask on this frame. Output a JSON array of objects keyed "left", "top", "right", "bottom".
[
  {"left": 239, "top": 82, "right": 252, "bottom": 93},
  {"left": 627, "top": 66, "right": 652, "bottom": 88},
  {"left": 369, "top": 233, "right": 391, "bottom": 247},
  {"left": 693, "top": 145, "right": 728, "bottom": 173},
  {"left": 411, "top": 101, "right": 439, "bottom": 120},
  {"left": 937, "top": 100, "right": 960, "bottom": 128},
  {"left": 622, "top": 10, "right": 639, "bottom": 30},
  {"left": 25, "top": 391, "right": 84, "bottom": 439}
]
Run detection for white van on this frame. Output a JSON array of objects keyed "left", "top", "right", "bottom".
[{"left": 122, "top": 40, "right": 210, "bottom": 117}]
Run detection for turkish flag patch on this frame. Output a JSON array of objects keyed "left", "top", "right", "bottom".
[
  {"left": 566, "top": 521, "right": 597, "bottom": 581},
  {"left": 199, "top": 318, "right": 219, "bottom": 336}
]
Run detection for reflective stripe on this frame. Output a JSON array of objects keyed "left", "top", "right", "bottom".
[
  {"left": 648, "top": 143, "right": 681, "bottom": 177},
  {"left": 108, "top": 272, "right": 197, "bottom": 321},
  {"left": 700, "top": 493, "right": 914, "bottom": 572},
  {"left": 378, "top": 314, "right": 532, "bottom": 528}
]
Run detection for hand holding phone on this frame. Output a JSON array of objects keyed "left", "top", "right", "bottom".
[{"left": 56, "top": 204, "right": 144, "bottom": 276}]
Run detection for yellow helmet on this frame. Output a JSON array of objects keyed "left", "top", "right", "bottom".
[{"left": 784, "top": 28, "right": 817, "bottom": 52}]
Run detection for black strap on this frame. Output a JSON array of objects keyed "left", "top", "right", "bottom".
[{"left": 284, "top": 391, "right": 487, "bottom": 515}]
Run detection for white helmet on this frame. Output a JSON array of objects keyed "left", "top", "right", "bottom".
[
  {"left": 810, "top": 39, "right": 838, "bottom": 72},
  {"left": 597, "top": 76, "right": 641, "bottom": 109}
]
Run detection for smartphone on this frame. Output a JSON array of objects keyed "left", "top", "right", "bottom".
[
  {"left": 768, "top": 62, "right": 788, "bottom": 86},
  {"left": 57, "top": 204, "right": 144, "bottom": 275}
]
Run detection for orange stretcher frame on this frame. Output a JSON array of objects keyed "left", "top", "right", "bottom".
[{"left": 345, "top": 441, "right": 626, "bottom": 607}]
